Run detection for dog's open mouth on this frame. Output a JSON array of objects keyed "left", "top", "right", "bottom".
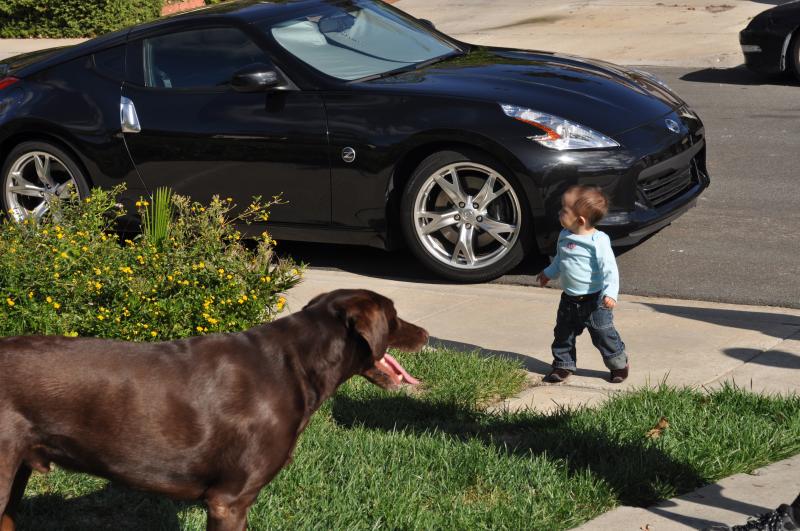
[{"left": 376, "top": 353, "right": 420, "bottom": 386}]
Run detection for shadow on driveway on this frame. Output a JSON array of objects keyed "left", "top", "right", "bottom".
[
  {"left": 430, "top": 336, "right": 609, "bottom": 380},
  {"left": 277, "top": 241, "right": 549, "bottom": 285},
  {"left": 680, "top": 65, "right": 797, "bottom": 86}
]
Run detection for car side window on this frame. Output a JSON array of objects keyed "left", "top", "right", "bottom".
[
  {"left": 143, "top": 27, "right": 267, "bottom": 89},
  {"left": 92, "top": 45, "right": 126, "bottom": 80}
]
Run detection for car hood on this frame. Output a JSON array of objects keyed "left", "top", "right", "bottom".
[{"left": 366, "top": 47, "right": 684, "bottom": 136}]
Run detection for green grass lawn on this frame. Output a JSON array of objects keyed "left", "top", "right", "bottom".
[{"left": 16, "top": 346, "right": 800, "bottom": 530}]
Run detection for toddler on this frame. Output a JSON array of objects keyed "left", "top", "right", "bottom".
[{"left": 537, "top": 185, "right": 629, "bottom": 383}]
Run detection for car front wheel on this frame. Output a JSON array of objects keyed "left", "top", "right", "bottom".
[
  {"left": 790, "top": 32, "right": 800, "bottom": 82},
  {"left": 1, "top": 141, "right": 89, "bottom": 222},
  {"left": 401, "top": 149, "right": 530, "bottom": 282}
]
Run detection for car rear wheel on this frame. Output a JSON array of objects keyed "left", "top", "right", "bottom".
[
  {"left": 401, "top": 149, "right": 530, "bottom": 282},
  {"left": 1, "top": 141, "right": 89, "bottom": 222}
]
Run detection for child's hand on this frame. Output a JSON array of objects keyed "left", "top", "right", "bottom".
[
  {"left": 603, "top": 296, "right": 616, "bottom": 309},
  {"left": 537, "top": 272, "right": 549, "bottom": 287}
]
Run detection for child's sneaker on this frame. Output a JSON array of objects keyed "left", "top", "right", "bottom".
[
  {"left": 609, "top": 364, "right": 629, "bottom": 383},
  {"left": 703, "top": 503, "right": 799, "bottom": 530},
  {"left": 544, "top": 368, "right": 573, "bottom": 383}
]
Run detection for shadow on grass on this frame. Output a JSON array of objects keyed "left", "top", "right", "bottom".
[
  {"left": 15, "top": 483, "right": 197, "bottom": 531},
  {"left": 330, "top": 393, "right": 706, "bottom": 509}
]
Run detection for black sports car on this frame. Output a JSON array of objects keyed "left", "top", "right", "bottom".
[
  {"left": 0, "top": 0, "right": 709, "bottom": 281},
  {"left": 740, "top": 1, "right": 800, "bottom": 80}
]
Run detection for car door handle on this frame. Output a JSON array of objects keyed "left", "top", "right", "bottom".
[{"left": 120, "top": 96, "right": 141, "bottom": 133}]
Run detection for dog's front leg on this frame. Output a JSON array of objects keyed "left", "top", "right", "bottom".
[
  {"left": 205, "top": 490, "right": 258, "bottom": 531},
  {"left": 0, "top": 464, "right": 32, "bottom": 531}
]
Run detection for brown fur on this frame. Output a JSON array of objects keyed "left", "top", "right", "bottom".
[{"left": 0, "top": 289, "right": 428, "bottom": 530}]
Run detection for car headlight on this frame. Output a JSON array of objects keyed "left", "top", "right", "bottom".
[{"left": 499, "top": 104, "right": 619, "bottom": 150}]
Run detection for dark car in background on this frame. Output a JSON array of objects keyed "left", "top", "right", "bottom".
[
  {"left": 0, "top": 0, "right": 709, "bottom": 282},
  {"left": 740, "top": 0, "right": 800, "bottom": 80}
]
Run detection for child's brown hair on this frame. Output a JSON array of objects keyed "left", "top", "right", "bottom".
[{"left": 566, "top": 185, "right": 609, "bottom": 227}]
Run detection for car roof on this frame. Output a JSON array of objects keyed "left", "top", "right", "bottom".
[{"left": 3, "top": 0, "right": 335, "bottom": 78}]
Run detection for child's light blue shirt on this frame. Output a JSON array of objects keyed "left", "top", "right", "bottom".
[{"left": 543, "top": 229, "right": 620, "bottom": 301}]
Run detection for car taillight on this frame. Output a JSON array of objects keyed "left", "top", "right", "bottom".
[{"left": 0, "top": 77, "right": 19, "bottom": 90}]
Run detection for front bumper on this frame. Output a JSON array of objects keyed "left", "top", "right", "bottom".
[
  {"left": 598, "top": 139, "right": 709, "bottom": 246},
  {"left": 739, "top": 28, "right": 787, "bottom": 74},
  {"left": 507, "top": 107, "right": 710, "bottom": 253}
]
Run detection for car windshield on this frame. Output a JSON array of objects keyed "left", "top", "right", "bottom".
[{"left": 263, "top": 1, "right": 459, "bottom": 81}]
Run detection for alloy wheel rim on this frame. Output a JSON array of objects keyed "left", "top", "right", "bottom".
[
  {"left": 413, "top": 162, "right": 522, "bottom": 270},
  {"left": 3, "top": 151, "right": 78, "bottom": 222}
]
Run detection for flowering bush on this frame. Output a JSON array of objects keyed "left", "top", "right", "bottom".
[{"left": 0, "top": 187, "right": 302, "bottom": 340}]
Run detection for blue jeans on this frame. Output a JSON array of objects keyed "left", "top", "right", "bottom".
[{"left": 551, "top": 291, "right": 628, "bottom": 371}]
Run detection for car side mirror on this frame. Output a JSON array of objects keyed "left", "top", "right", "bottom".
[
  {"left": 418, "top": 18, "right": 436, "bottom": 30},
  {"left": 231, "top": 63, "right": 284, "bottom": 92}
]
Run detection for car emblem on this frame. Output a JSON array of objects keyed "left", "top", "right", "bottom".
[
  {"left": 665, "top": 118, "right": 681, "bottom": 134},
  {"left": 341, "top": 147, "right": 356, "bottom": 163}
]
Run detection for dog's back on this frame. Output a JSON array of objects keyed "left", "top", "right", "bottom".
[{"left": 0, "top": 333, "right": 302, "bottom": 498}]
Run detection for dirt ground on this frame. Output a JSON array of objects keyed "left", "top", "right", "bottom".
[{"left": 394, "top": 0, "right": 776, "bottom": 67}]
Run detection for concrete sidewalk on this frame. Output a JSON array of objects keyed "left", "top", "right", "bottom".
[{"left": 285, "top": 268, "right": 800, "bottom": 530}]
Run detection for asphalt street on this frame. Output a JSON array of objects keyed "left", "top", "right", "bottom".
[{"left": 280, "top": 66, "right": 800, "bottom": 309}]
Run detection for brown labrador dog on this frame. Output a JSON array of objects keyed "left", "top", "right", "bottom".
[{"left": 0, "top": 289, "right": 428, "bottom": 531}]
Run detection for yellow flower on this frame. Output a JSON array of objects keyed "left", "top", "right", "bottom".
[
  {"left": 196, "top": 326, "right": 204, "bottom": 332},
  {"left": 65, "top": 331, "right": 78, "bottom": 337},
  {"left": 53, "top": 272, "right": 60, "bottom": 279},
  {"left": 6, "top": 298, "right": 15, "bottom": 307},
  {"left": 46, "top": 296, "right": 53, "bottom": 303},
  {"left": 28, "top": 292, "right": 34, "bottom": 299},
  {"left": 60, "top": 252, "right": 68, "bottom": 259},
  {"left": 150, "top": 331, "right": 157, "bottom": 337},
  {"left": 94, "top": 268, "right": 101, "bottom": 275},
  {"left": 97, "top": 315, "right": 105, "bottom": 321},
  {"left": 53, "top": 302, "right": 61, "bottom": 310},
  {"left": 291, "top": 269, "right": 298, "bottom": 276}
]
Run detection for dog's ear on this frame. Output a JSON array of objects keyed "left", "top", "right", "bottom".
[
  {"left": 346, "top": 298, "right": 389, "bottom": 360},
  {"left": 303, "top": 292, "right": 327, "bottom": 310}
]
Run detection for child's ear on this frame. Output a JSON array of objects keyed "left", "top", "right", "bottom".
[{"left": 577, "top": 215, "right": 587, "bottom": 226}]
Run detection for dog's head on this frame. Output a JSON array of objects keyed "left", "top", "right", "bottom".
[{"left": 303, "top": 289, "right": 429, "bottom": 390}]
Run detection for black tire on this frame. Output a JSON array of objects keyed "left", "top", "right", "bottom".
[
  {"left": 1, "top": 140, "right": 90, "bottom": 221},
  {"left": 400, "top": 148, "right": 532, "bottom": 282},
  {"left": 790, "top": 32, "right": 800, "bottom": 83}
]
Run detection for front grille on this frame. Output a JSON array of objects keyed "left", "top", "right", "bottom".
[{"left": 638, "top": 158, "right": 698, "bottom": 207}]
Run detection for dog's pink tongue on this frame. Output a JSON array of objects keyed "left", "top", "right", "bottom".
[{"left": 383, "top": 353, "right": 421, "bottom": 385}]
